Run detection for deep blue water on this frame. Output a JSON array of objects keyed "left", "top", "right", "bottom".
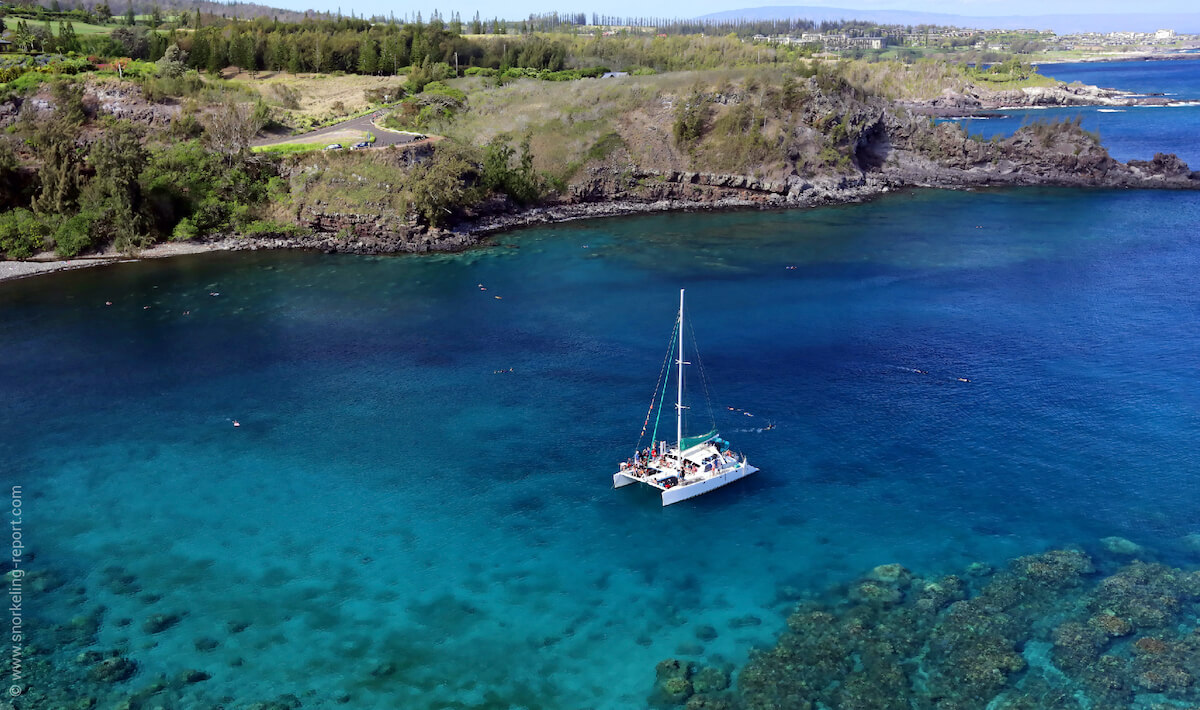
[
  {"left": 1040, "top": 59, "right": 1200, "bottom": 98},
  {"left": 3, "top": 187, "right": 1200, "bottom": 707},
  {"left": 953, "top": 59, "right": 1200, "bottom": 167}
]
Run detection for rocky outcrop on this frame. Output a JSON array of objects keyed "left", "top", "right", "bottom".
[
  {"left": 92, "top": 85, "right": 181, "bottom": 126},
  {"left": 0, "top": 81, "right": 179, "bottom": 131},
  {"left": 205, "top": 224, "right": 475, "bottom": 255},
  {"left": 906, "top": 82, "right": 1177, "bottom": 117}
]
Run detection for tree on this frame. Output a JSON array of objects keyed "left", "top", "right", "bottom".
[
  {"left": 150, "top": 5, "right": 162, "bottom": 27},
  {"left": 287, "top": 41, "right": 303, "bottom": 73},
  {"left": 51, "top": 79, "right": 87, "bottom": 125},
  {"left": 11, "top": 21, "right": 36, "bottom": 53},
  {"left": 95, "top": 4, "right": 111, "bottom": 23},
  {"left": 405, "top": 142, "right": 479, "bottom": 227},
  {"left": 481, "top": 135, "right": 541, "bottom": 204},
  {"left": 156, "top": 43, "right": 189, "bottom": 78},
  {"left": 205, "top": 36, "right": 226, "bottom": 74},
  {"left": 88, "top": 120, "right": 147, "bottom": 213},
  {"left": 188, "top": 31, "right": 210, "bottom": 69},
  {"left": 357, "top": 35, "right": 378, "bottom": 74},
  {"left": 31, "top": 118, "right": 83, "bottom": 216},
  {"left": 125, "top": 3, "right": 136, "bottom": 26},
  {"left": 78, "top": 121, "right": 151, "bottom": 255},
  {"left": 231, "top": 32, "right": 255, "bottom": 72},
  {"left": 202, "top": 101, "right": 266, "bottom": 164},
  {"left": 58, "top": 21, "right": 80, "bottom": 53},
  {"left": 111, "top": 26, "right": 149, "bottom": 58}
]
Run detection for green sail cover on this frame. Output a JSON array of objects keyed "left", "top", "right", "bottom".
[{"left": 680, "top": 429, "right": 718, "bottom": 451}]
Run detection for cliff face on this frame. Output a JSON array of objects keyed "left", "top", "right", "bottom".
[{"left": 275, "top": 74, "right": 1199, "bottom": 253}]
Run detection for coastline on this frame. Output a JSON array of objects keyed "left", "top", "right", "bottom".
[
  {"left": 1035, "top": 51, "right": 1200, "bottom": 65},
  {"left": 5, "top": 73, "right": 1200, "bottom": 285},
  {"left": 0, "top": 242, "right": 222, "bottom": 284},
  {"left": 2, "top": 170, "right": 1192, "bottom": 285},
  {"left": 0, "top": 183, "right": 895, "bottom": 285}
]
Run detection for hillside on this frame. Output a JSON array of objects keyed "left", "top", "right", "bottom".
[{"left": 0, "top": 40, "right": 1197, "bottom": 263}]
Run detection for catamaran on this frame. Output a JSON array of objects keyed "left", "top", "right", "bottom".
[{"left": 613, "top": 289, "right": 758, "bottom": 506}]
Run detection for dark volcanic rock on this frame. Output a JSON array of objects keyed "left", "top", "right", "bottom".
[
  {"left": 1129, "top": 152, "right": 1195, "bottom": 179},
  {"left": 87, "top": 655, "right": 137, "bottom": 683},
  {"left": 143, "top": 612, "right": 183, "bottom": 634}
]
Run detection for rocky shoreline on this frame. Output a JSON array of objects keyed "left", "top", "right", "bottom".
[
  {"left": 5, "top": 76, "right": 1200, "bottom": 284},
  {"left": 4, "top": 155, "right": 1199, "bottom": 284},
  {"left": 904, "top": 81, "right": 1195, "bottom": 118}
]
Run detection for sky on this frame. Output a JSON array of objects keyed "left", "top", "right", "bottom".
[{"left": 281, "top": 0, "right": 1200, "bottom": 21}]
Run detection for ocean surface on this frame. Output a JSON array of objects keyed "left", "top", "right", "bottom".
[
  {"left": 3, "top": 187, "right": 1200, "bottom": 708},
  {"left": 952, "top": 58, "right": 1200, "bottom": 167}
]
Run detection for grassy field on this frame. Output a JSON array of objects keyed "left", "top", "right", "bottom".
[
  {"left": 46, "top": 20, "right": 116, "bottom": 35},
  {"left": 426, "top": 68, "right": 817, "bottom": 182},
  {"left": 228, "top": 70, "right": 406, "bottom": 121},
  {"left": 433, "top": 72, "right": 684, "bottom": 179}
]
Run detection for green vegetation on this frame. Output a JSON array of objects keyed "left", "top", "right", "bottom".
[
  {"left": 0, "top": 5, "right": 1122, "bottom": 262},
  {"left": 0, "top": 70, "right": 279, "bottom": 259},
  {"left": 251, "top": 142, "right": 324, "bottom": 155},
  {"left": 837, "top": 58, "right": 1054, "bottom": 101}
]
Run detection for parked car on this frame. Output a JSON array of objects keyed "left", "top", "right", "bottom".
[
  {"left": 351, "top": 141, "right": 371, "bottom": 150},
  {"left": 323, "top": 144, "right": 342, "bottom": 151}
]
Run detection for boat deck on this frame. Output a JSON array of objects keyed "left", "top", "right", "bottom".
[{"left": 613, "top": 441, "right": 757, "bottom": 504}]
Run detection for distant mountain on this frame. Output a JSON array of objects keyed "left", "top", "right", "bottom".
[{"left": 696, "top": 6, "right": 1200, "bottom": 34}]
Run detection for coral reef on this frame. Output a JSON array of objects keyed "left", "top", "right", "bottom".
[{"left": 666, "top": 549, "right": 1200, "bottom": 709}]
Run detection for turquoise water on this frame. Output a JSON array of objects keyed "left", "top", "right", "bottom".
[
  {"left": 954, "top": 59, "right": 1200, "bottom": 166},
  {"left": 4, "top": 187, "right": 1200, "bottom": 707}
]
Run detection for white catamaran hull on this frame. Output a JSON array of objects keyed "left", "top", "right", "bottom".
[
  {"left": 612, "top": 472, "right": 639, "bottom": 488},
  {"left": 660, "top": 463, "right": 758, "bottom": 506},
  {"left": 613, "top": 462, "right": 759, "bottom": 505}
]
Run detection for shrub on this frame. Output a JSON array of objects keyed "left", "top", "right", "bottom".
[
  {"left": 52, "top": 211, "right": 99, "bottom": 257},
  {"left": 672, "top": 89, "right": 708, "bottom": 147},
  {"left": 481, "top": 135, "right": 542, "bottom": 205},
  {"left": 171, "top": 216, "right": 200, "bottom": 241},
  {"left": 0, "top": 208, "right": 50, "bottom": 259}
]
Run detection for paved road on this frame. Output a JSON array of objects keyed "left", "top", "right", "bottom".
[{"left": 253, "top": 110, "right": 428, "bottom": 149}]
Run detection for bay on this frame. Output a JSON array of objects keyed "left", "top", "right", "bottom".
[{"left": 3, "top": 187, "right": 1200, "bottom": 708}]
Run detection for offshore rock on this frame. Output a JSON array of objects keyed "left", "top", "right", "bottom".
[
  {"left": 849, "top": 580, "right": 903, "bottom": 606},
  {"left": 87, "top": 655, "right": 137, "bottom": 683},
  {"left": 868, "top": 563, "right": 913, "bottom": 586},
  {"left": 652, "top": 659, "right": 695, "bottom": 706},
  {"left": 179, "top": 668, "right": 212, "bottom": 684},
  {"left": 1102, "top": 536, "right": 1145, "bottom": 557},
  {"left": 142, "top": 612, "right": 183, "bottom": 634},
  {"left": 692, "top": 666, "right": 729, "bottom": 694},
  {"left": 1129, "top": 153, "right": 1194, "bottom": 179}
]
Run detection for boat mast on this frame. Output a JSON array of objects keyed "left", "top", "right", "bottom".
[{"left": 676, "top": 288, "right": 685, "bottom": 463}]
